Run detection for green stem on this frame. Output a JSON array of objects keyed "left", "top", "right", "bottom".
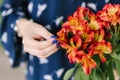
[{"left": 98, "top": 68, "right": 106, "bottom": 80}]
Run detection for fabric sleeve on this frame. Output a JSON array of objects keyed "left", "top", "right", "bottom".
[{"left": 0, "top": 0, "right": 29, "bottom": 67}]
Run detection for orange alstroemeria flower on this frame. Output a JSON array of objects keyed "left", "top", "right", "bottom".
[
  {"left": 95, "top": 40, "right": 112, "bottom": 54},
  {"left": 97, "top": 4, "right": 120, "bottom": 26},
  {"left": 68, "top": 16, "right": 79, "bottom": 27},
  {"left": 70, "top": 35, "right": 82, "bottom": 49},
  {"left": 57, "top": 34, "right": 82, "bottom": 59},
  {"left": 68, "top": 50, "right": 77, "bottom": 63},
  {"left": 102, "top": 4, "right": 119, "bottom": 17},
  {"left": 66, "top": 36, "right": 82, "bottom": 63},
  {"left": 81, "top": 55, "right": 96, "bottom": 75},
  {"left": 57, "top": 28, "right": 68, "bottom": 43},
  {"left": 92, "top": 49, "right": 107, "bottom": 63},
  {"left": 84, "top": 31, "right": 94, "bottom": 43},
  {"left": 75, "top": 51, "right": 97, "bottom": 75},
  {"left": 56, "top": 5, "right": 115, "bottom": 75},
  {"left": 67, "top": 16, "right": 90, "bottom": 35},
  {"left": 89, "top": 19, "right": 102, "bottom": 30},
  {"left": 89, "top": 40, "right": 112, "bottom": 63},
  {"left": 75, "top": 20, "right": 90, "bottom": 35},
  {"left": 81, "top": 57, "right": 97, "bottom": 75},
  {"left": 94, "top": 29, "right": 105, "bottom": 42},
  {"left": 75, "top": 7, "right": 89, "bottom": 20},
  {"left": 67, "top": 16, "right": 84, "bottom": 35},
  {"left": 96, "top": 10, "right": 110, "bottom": 29},
  {"left": 75, "top": 51, "right": 85, "bottom": 63},
  {"left": 76, "top": 6, "right": 95, "bottom": 21}
]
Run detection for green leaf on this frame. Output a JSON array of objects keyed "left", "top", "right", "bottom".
[
  {"left": 92, "top": 68, "right": 104, "bottom": 80},
  {"left": 74, "top": 66, "right": 89, "bottom": 80},
  {"left": 107, "top": 61, "right": 115, "bottom": 80},
  {"left": 115, "top": 60, "right": 120, "bottom": 77},
  {"left": 74, "top": 66, "right": 81, "bottom": 80},
  {"left": 114, "top": 44, "right": 120, "bottom": 52},
  {"left": 63, "top": 67, "right": 75, "bottom": 80},
  {"left": 111, "top": 52, "right": 120, "bottom": 61}
]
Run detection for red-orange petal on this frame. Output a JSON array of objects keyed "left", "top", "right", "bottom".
[
  {"left": 81, "top": 60, "right": 91, "bottom": 75},
  {"left": 99, "top": 53, "right": 106, "bottom": 63}
]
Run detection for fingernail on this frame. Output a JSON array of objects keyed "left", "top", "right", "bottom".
[
  {"left": 56, "top": 42, "right": 60, "bottom": 48},
  {"left": 52, "top": 39, "right": 58, "bottom": 44},
  {"left": 51, "top": 35, "right": 57, "bottom": 38}
]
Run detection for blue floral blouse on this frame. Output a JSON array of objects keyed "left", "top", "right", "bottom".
[{"left": 0, "top": 0, "right": 120, "bottom": 80}]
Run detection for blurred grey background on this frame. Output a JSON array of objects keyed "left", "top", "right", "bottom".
[
  {"left": 0, "top": 0, "right": 25, "bottom": 80},
  {"left": 0, "top": 46, "right": 25, "bottom": 80}
]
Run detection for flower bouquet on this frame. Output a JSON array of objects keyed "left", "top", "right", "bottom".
[{"left": 56, "top": 4, "right": 120, "bottom": 80}]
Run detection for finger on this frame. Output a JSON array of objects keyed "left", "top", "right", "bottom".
[
  {"left": 33, "top": 34, "right": 43, "bottom": 41},
  {"left": 41, "top": 47, "right": 59, "bottom": 58},
  {"left": 36, "top": 25, "right": 53, "bottom": 39},
  {"left": 24, "top": 46, "right": 40, "bottom": 57},
  {"left": 37, "top": 43, "right": 59, "bottom": 58},
  {"left": 24, "top": 44, "right": 59, "bottom": 58},
  {"left": 23, "top": 37, "right": 56, "bottom": 50}
]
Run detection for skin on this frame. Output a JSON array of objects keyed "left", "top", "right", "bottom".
[{"left": 16, "top": 18, "right": 59, "bottom": 58}]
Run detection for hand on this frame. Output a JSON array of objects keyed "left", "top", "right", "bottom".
[{"left": 16, "top": 18, "right": 59, "bottom": 58}]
